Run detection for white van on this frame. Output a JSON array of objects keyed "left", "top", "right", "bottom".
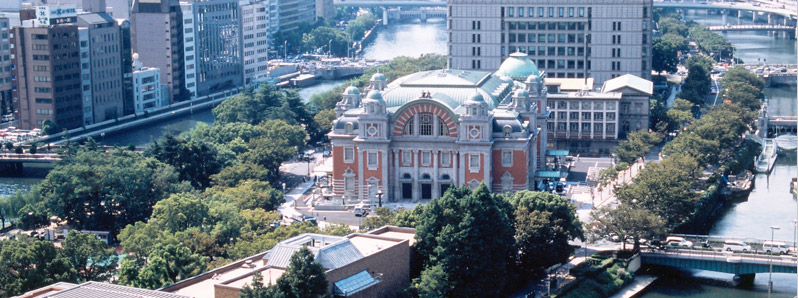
[
  {"left": 763, "top": 241, "right": 790, "bottom": 254},
  {"left": 353, "top": 202, "right": 370, "bottom": 217},
  {"left": 722, "top": 240, "right": 751, "bottom": 252}
]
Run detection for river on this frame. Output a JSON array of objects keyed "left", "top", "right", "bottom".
[
  {"left": 0, "top": 21, "right": 449, "bottom": 194},
  {"left": 639, "top": 10, "right": 798, "bottom": 298}
]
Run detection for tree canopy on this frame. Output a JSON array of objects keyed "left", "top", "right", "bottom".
[{"left": 39, "top": 148, "right": 186, "bottom": 234}]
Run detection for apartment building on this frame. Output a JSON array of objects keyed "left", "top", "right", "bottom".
[
  {"left": 131, "top": 0, "right": 188, "bottom": 103},
  {"left": 131, "top": 53, "right": 164, "bottom": 113},
  {"left": 0, "top": 14, "right": 12, "bottom": 117},
  {"left": 12, "top": 5, "right": 83, "bottom": 130},
  {"left": 277, "top": 0, "right": 315, "bottom": 33},
  {"left": 77, "top": 12, "right": 124, "bottom": 124},
  {"left": 447, "top": 0, "right": 653, "bottom": 86}
]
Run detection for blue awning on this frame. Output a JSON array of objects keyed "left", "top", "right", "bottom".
[
  {"left": 333, "top": 270, "right": 380, "bottom": 296},
  {"left": 535, "top": 171, "right": 563, "bottom": 178},
  {"left": 546, "top": 149, "right": 570, "bottom": 156}
]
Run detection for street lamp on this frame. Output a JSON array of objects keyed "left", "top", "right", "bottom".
[
  {"left": 769, "top": 225, "right": 780, "bottom": 295},
  {"left": 284, "top": 40, "right": 288, "bottom": 60},
  {"left": 376, "top": 188, "right": 383, "bottom": 208},
  {"left": 328, "top": 39, "right": 333, "bottom": 57}
]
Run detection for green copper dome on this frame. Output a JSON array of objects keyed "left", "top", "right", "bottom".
[
  {"left": 364, "top": 90, "right": 384, "bottom": 103},
  {"left": 343, "top": 84, "right": 360, "bottom": 95},
  {"left": 496, "top": 52, "right": 540, "bottom": 81},
  {"left": 371, "top": 72, "right": 386, "bottom": 81}
]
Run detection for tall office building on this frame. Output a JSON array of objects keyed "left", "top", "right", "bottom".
[
  {"left": 12, "top": 5, "right": 83, "bottom": 130},
  {"left": 277, "top": 0, "right": 315, "bottom": 33},
  {"left": 240, "top": 0, "right": 270, "bottom": 84},
  {"left": 131, "top": 0, "right": 187, "bottom": 103},
  {"left": 78, "top": 12, "right": 125, "bottom": 124},
  {"left": 447, "top": 0, "right": 653, "bottom": 86},
  {"left": 315, "top": 0, "right": 333, "bottom": 21},
  {"left": 0, "top": 14, "right": 13, "bottom": 117},
  {"left": 180, "top": 0, "right": 242, "bottom": 98}
]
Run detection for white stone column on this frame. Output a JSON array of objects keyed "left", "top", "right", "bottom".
[
  {"left": 432, "top": 149, "right": 439, "bottom": 198},
  {"left": 393, "top": 150, "right": 400, "bottom": 201},
  {"left": 412, "top": 149, "right": 419, "bottom": 202}
]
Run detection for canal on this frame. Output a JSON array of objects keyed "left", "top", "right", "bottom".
[{"left": 639, "top": 10, "right": 798, "bottom": 298}]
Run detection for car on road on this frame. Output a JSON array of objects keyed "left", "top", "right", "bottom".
[
  {"left": 722, "top": 240, "right": 751, "bottom": 252},
  {"left": 322, "top": 150, "right": 331, "bottom": 157},
  {"left": 666, "top": 236, "right": 693, "bottom": 248},
  {"left": 763, "top": 241, "right": 790, "bottom": 254}
]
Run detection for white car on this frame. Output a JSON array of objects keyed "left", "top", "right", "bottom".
[
  {"left": 666, "top": 236, "right": 693, "bottom": 247},
  {"left": 722, "top": 240, "right": 751, "bottom": 252}
]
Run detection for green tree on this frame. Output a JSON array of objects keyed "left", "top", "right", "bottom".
[
  {"left": 211, "top": 163, "right": 272, "bottom": 187},
  {"left": 614, "top": 130, "right": 662, "bottom": 165},
  {"left": 302, "top": 26, "right": 352, "bottom": 57},
  {"left": 62, "top": 231, "right": 118, "bottom": 282},
  {"left": 151, "top": 193, "right": 210, "bottom": 233},
  {"left": 118, "top": 221, "right": 178, "bottom": 259},
  {"left": 721, "top": 81, "right": 761, "bottom": 111},
  {"left": 146, "top": 134, "right": 225, "bottom": 189},
  {"left": 615, "top": 155, "right": 700, "bottom": 229},
  {"left": 652, "top": 38, "right": 679, "bottom": 73},
  {"left": 666, "top": 98, "right": 695, "bottom": 130},
  {"left": 686, "top": 55, "right": 714, "bottom": 74},
  {"left": 507, "top": 191, "right": 584, "bottom": 277},
  {"left": 346, "top": 13, "right": 376, "bottom": 40},
  {"left": 359, "top": 207, "right": 396, "bottom": 232},
  {"left": 120, "top": 243, "right": 209, "bottom": 289},
  {"left": 39, "top": 149, "right": 184, "bottom": 234},
  {"left": 679, "top": 64, "right": 711, "bottom": 105},
  {"left": 413, "top": 184, "right": 515, "bottom": 297},
  {"left": 41, "top": 119, "right": 58, "bottom": 135},
  {"left": 590, "top": 205, "right": 665, "bottom": 251},
  {"left": 0, "top": 237, "right": 75, "bottom": 296},
  {"left": 658, "top": 17, "right": 689, "bottom": 36},
  {"left": 722, "top": 66, "right": 766, "bottom": 91},
  {"left": 323, "top": 223, "right": 354, "bottom": 236},
  {"left": 240, "top": 271, "right": 273, "bottom": 298},
  {"left": 661, "top": 33, "right": 689, "bottom": 52},
  {"left": 313, "top": 109, "right": 337, "bottom": 139},
  {"left": 218, "top": 180, "right": 284, "bottom": 211},
  {"left": 272, "top": 246, "right": 329, "bottom": 298}
]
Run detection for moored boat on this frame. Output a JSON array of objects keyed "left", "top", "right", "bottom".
[{"left": 755, "top": 139, "right": 777, "bottom": 173}]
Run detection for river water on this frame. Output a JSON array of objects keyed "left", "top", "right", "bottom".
[
  {"left": 0, "top": 21, "right": 449, "bottom": 194},
  {"left": 639, "top": 10, "right": 798, "bottom": 298}
]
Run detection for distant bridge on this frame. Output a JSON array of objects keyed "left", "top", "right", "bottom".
[
  {"left": 334, "top": 0, "right": 798, "bottom": 20},
  {"left": 653, "top": 0, "right": 798, "bottom": 20},
  {"left": 0, "top": 145, "right": 146, "bottom": 170},
  {"left": 708, "top": 24, "right": 796, "bottom": 31},
  {"left": 641, "top": 248, "right": 797, "bottom": 276}
]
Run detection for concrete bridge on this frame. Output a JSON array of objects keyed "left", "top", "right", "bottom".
[
  {"left": 653, "top": 0, "right": 798, "bottom": 20},
  {"left": 708, "top": 24, "right": 796, "bottom": 32},
  {"left": 641, "top": 248, "right": 797, "bottom": 286},
  {"left": 385, "top": 7, "right": 446, "bottom": 23}
]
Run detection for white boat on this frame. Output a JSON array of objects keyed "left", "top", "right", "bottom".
[
  {"left": 774, "top": 134, "right": 797, "bottom": 151},
  {"left": 755, "top": 138, "right": 778, "bottom": 173}
]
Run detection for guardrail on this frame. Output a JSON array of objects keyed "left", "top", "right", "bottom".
[{"left": 641, "top": 247, "right": 798, "bottom": 266}]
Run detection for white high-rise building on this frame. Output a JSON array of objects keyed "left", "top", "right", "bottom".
[
  {"left": 447, "top": 0, "right": 653, "bottom": 86},
  {"left": 240, "top": 0, "right": 270, "bottom": 84}
]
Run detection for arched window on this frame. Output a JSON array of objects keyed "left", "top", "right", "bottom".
[
  {"left": 419, "top": 113, "right": 433, "bottom": 136},
  {"left": 439, "top": 119, "right": 449, "bottom": 136},
  {"left": 403, "top": 116, "right": 414, "bottom": 135},
  {"left": 345, "top": 122, "right": 354, "bottom": 134}
]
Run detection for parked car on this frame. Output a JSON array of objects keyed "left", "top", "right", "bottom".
[
  {"left": 763, "top": 241, "right": 790, "bottom": 254},
  {"left": 666, "top": 236, "right": 693, "bottom": 247},
  {"left": 322, "top": 150, "right": 331, "bottom": 157},
  {"left": 722, "top": 240, "right": 751, "bottom": 252}
]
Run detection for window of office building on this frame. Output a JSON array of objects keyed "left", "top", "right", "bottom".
[
  {"left": 344, "top": 147, "right": 354, "bottom": 163},
  {"left": 469, "top": 154, "right": 480, "bottom": 172}
]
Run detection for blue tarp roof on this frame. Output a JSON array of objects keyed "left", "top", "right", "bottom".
[{"left": 333, "top": 270, "right": 380, "bottom": 296}]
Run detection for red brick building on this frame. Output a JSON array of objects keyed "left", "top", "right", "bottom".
[{"left": 329, "top": 53, "right": 551, "bottom": 203}]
